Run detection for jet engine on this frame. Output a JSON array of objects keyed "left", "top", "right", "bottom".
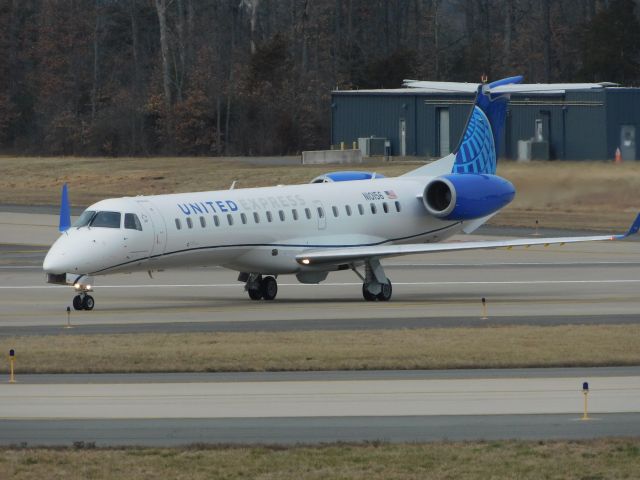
[{"left": 422, "top": 174, "right": 515, "bottom": 221}]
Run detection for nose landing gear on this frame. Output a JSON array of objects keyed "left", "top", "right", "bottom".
[{"left": 72, "top": 292, "right": 95, "bottom": 311}]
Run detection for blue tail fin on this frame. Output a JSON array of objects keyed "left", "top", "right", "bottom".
[
  {"left": 59, "top": 183, "right": 71, "bottom": 232},
  {"left": 452, "top": 75, "right": 523, "bottom": 174}
]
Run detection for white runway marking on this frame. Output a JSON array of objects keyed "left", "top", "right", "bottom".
[{"left": 2, "top": 279, "right": 640, "bottom": 290}]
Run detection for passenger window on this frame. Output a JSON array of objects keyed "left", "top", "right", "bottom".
[
  {"left": 227, "top": 214, "right": 234, "bottom": 226},
  {"left": 175, "top": 218, "right": 181, "bottom": 230},
  {"left": 317, "top": 207, "right": 324, "bottom": 218},
  {"left": 292, "top": 209, "right": 298, "bottom": 221},
  {"left": 395, "top": 201, "right": 401, "bottom": 212},
  {"left": 253, "top": 212, "right": 260, "bottom": 223},
  {"left": 279, "top": 210, "right": 285, "bottom": 221},
  {"left": 305, "top": 208, "right": 312, "bottom": 219},
  {"left": 213, "top": 215, "right": 220, "bottom": 227},
  {"left": 266, "top": 211, "right": 273, "bottom": 222},
  {"left": 186, "top": 217, "right": 193, "bottom": 229},
  {"left": 370, "top": 203, "right": 377, "bottom": 214},
  {"left": 382, "top": 202, "right": 389, "bottom": 213},
  {"left": 91, "top": 211, "right": 121, "bottom": 228},
  {"left": 125, "top": 213, "right": 143, "bottom": 231},
  {"left": 332, "top": 206, "right": 339, "bottom": 217},
  {"left": 200, "top": 216, "right": 206, "bottom": 227},
  {"left": 358, "top": 204, "right": 364, "bottom": 215},
  {"left": 241, "top": 213, "right": 247, "bottom": 224},
  {"left": 345, "top": 205, "right": 352, "bottom": 216},
  {"left": 74, "top": 210, "right": 96, "bottom": 227}
]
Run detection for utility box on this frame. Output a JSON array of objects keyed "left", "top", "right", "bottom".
[
  {"left": 517, "top": 140, "right": 531, "bottom": 161},
  {"left": 358, "top": 137, "right": 387, "bottom": 157},
  {"left": 531, "top": 141, "right": 550, "bottom": 160}
]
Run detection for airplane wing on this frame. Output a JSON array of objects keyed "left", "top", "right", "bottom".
[{"left": 296, "top": 214, "right": 640, "bottom": 266}]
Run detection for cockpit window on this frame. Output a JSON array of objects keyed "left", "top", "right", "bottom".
[
  {"left": 124, "top": 213, "right": 143, "bottom": 231},
  {"left": 73, "top": 210, "right": 96, "bottom": 228},
  {"left": 90, "top": 211, "right": 121, "bottom": 228}
]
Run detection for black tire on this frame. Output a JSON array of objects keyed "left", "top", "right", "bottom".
[
  {"left": 72, "top": 295, "right": 83, "bottom": 311},
  {"left": 377, "top": 280, "right": 392, "bottom": 302},
  {"left": 82, "top": 295, "right": 95, "bottom": 311},
  {"left": 362, "top": 283, "right": 376, "bottom": 301},
  {"left": 248, "top": 288, "right": 262, "bottom": 300},
  {"left": 262, "top": 276, "right": 278, "bottom": 301}
]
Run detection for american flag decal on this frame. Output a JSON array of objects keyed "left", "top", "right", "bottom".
[{"left": 385, "top": 190, "right": 397, "bottom": 199}]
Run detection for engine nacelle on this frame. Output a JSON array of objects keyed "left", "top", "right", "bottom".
[{"left": 422, "top": 174, "right": 515, "bottom": 221}]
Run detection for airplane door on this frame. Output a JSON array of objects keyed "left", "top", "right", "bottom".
[
  {"left": 136, "top": 199, "right": 167, "bottom": 257},
  {"left": 313, "top": 200, "right": 326, "bottom": 230}
]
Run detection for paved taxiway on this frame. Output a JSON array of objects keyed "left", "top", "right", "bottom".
[{"left": 1, "top": 368, "right": 639, "bottom": 445}]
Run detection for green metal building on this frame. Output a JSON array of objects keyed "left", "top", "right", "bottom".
[{"left": 330, "top": 87, "right": 640, "bottom": 160}]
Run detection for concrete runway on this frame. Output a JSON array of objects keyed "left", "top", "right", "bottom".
[
  {"left": 1, "top": 210, "right": 639, "bottom": 446},
  {"left": 1, "top": 368, "right": 639, "bottom": 445}
]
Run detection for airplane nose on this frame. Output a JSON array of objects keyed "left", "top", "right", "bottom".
[{"left": 43, "top": 237, "right": 72, "bottom": 274}]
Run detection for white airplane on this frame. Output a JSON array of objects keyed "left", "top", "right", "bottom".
[{"left": 43, "top": 76, "right": 640, "bottom": 310}]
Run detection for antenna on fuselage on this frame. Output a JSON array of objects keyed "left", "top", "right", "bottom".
[{"left": 230, "top": 180, "right": 237, "bottom": 190}]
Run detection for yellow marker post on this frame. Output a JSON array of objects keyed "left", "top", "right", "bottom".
[
  {"left": 582, "top": 381, "right": 590, "bottom": 420},
  {"left": 64, "top": 306, "right": 73, "bottom": 329},
  {"left": 481, "top": 297, "right": 488, "bottom": 320},
  {"left": 8, "top": 349, "right": 15, "bottom": 384},
  {"left": 353, "top": 141, "right": 357, "bottom": 149},
  {"left": 340, "top": 141, "right": 345, "bottom": 150}
]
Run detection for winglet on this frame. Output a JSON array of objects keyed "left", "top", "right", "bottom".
[
  {"left": 59, "top": 183, "right": 71, "bottom": 232},
  {"left": 615, "top": 213, "right": 640, "bottom": 239}
]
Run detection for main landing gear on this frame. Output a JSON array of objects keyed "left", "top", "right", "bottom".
[
  {"left": 355, "top": 258, "right": 392, "bottom": 302},
  {"left": 72, "top": 292, "right": 95, "bottom": 311},
  {"left": 241, "top": 273, "right": 278, "bottom": 301}
]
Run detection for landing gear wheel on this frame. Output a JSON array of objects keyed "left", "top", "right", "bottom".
[
  {"left": 72, "top": 295, "right": 83, "bottom": 311},
  {"left": 377, "top": 281, "right": 392, "bottom": 302},
  {"left": 82, "top": 295, "right": 95, "bottom": 311},
  {"left": 248, "top": 288, "right": 262, "bottom": 300},
  {"left": 362, "top": 283, "right": 376, "bottom": 301},
  {"left": 262, "top": 276, "right": 278, "bottom": 301}
]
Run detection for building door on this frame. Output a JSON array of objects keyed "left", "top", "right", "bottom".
[
  {"left": 399, "top": 119, "right": 407, "bottom": 157},
  {"left": 621, "top": 125, "right": 636, "bottom": 160},
  {"left": 438, "top": 108, "right": 450, "bottom": 156}
]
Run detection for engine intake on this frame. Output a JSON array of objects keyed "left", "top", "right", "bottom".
[{"left": 422, "top": 174, "right": 515, "bottom": 221}]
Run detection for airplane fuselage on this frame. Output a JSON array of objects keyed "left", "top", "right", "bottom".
[{"left": 43, "top": 176, "right": 462, "bottom": 280}]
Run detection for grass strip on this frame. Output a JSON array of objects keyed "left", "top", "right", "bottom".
[
  {"left": 1, "top": 325, "right": 639, "bottom": 373},
  {"left": 1, "top": 439, "right": 640, "bottom": 479},
  {"left": 2, "top": 157, "right": 640, "bottom": 230}
]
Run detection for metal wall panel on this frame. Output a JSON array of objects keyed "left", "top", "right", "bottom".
[
  {"left": 331, "top": 88, "right": 640, "bottom": 160},
  {"left": 606, "top": 89, "right": 640, "bottom": 160}
]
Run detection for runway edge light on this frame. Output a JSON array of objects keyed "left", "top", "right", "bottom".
[
  {"left": 8, "top": 349, "right": 15, "bottom": 384},
  {"left": 582, "top": 381, "right": 590, "bottom": 420}
]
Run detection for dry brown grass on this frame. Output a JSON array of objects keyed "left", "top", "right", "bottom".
[
  {"left": 2, "top": 325, "right": 639, "bottom": 373},
  {"left": 2, "top": 156, "right": 639, "bottom": 230},
  {"left": 1, "top": 439, "right": 639, "bottom": 479}
]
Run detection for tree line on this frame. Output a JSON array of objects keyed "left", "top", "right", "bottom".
[{"left": 0, "top": 0, "right": 639, "bottom": 157}]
